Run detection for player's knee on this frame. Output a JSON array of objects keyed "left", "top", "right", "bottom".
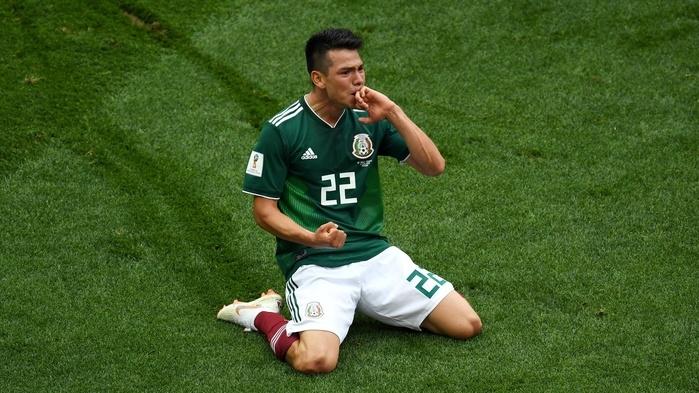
[
  {"left": 448, "top": 313, "right": 482, "bottom": 340},
  {"left": 468, "top": 314, "right": 483, "bottom": 337},
  {"left": 287, "top": 332, "right": 340, "bottom": 374},
  {"left": 460, "top": 314, "right": 482, "bottom": 339},
  {"left": 294, "top": 351, "right": 338, "bottom": 374}
]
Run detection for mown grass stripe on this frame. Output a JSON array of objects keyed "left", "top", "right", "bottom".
[{"left": 116, "top": 1, "right": 279, "bottom": 128}]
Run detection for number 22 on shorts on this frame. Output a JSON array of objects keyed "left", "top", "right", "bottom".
[{"left": 406, "top": 269, "right": 447, "bottom": 298}]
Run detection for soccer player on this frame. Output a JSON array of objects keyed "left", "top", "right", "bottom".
[{"left": 218, "top": 28, "right": 481, "bottom": 374}]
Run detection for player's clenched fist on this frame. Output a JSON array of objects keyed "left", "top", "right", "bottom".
[{"left": 314, "top": 222, "right": 346, "bottom": 248}]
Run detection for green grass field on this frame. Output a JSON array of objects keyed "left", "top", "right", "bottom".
[{"left": 1, "top": 1, "right": 697, "bottom": 391}]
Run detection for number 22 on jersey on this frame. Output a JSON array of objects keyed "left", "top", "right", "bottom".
[{"left": 320, "top": 172, "right": 357, "bottom": 206}]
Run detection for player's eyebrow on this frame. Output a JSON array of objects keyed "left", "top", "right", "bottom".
[{"left": 337, "top": 63, "right": 364, "bottom": 72}]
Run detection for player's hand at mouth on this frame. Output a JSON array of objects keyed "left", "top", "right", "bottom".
[{"left": 354, "top": 86, "right": 397, "bottom": 124}]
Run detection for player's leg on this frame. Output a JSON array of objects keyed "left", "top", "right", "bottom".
[
  {"left": 285, "top": 330, "right": 340, "bottom": 374},
  {"left": 283, "top": 264, "right": 361, "bottom": 373},
  {"left": 420, "top": 290, "right": 482, "bottom": 339},
  {"left": 358, "top": 246, "right": 481, "bottom": 340},
  {"left": 217, "top": 289, "right": 340, "bottom": 374},
  {"left": 217, "top": 289, "right": 301, "bottom": 361}
]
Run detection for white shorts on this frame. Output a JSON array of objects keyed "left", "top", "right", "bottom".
[{"left": 284, "top": 246, "right": 454, "bottom": 342}]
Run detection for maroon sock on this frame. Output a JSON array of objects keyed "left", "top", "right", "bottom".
[{"left": 254, "top": 311, "right": 299, "bottom": 361}]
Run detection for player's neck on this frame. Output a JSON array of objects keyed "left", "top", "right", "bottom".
[{"left": 305, "top": 91, "right": 345, "bottom": 126}]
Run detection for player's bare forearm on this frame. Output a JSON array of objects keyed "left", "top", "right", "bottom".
[
  {"left": 252, "top": 197, "right": 346, "bottom": 248},
  {"left": 384, "top": 105, "right": 445, "bottom": 177},
  {"left": 253, "top": 199, "right": 314, "bottom": 245}
]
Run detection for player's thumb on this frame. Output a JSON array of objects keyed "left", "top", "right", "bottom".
[{"left": 318, "top": 221, "right": 338, "bottom": 233}]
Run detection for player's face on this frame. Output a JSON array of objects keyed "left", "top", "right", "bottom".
[{"left": 321, "top": 49, "right": 365, "bottom": 108}]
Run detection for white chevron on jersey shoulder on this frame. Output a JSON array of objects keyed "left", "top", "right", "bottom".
[{"left": 269, "top": 100, "right": 303, "bottom": 127}]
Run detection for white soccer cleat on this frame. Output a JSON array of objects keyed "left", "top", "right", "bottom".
[{"left": 217, "top": 292, "right": 282, "bottom": 332}]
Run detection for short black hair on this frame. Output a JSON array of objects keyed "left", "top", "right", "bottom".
[{"left": 305, "top": 28, "right": 363, "bottom": 74}]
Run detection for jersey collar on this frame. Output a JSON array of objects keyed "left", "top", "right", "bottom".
[{"left": 302, "top": 95, "right": 346, "bottom": 129}]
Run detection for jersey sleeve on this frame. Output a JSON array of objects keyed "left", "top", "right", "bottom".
[
  {"left": 377, "top": 120, "right": 410, "bottom": 162},
  {"left": 242, "top": 123, "right": 288, "bottom": 199}
]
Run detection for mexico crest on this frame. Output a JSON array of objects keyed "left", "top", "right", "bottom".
[
  {"left": 305, "top": 302, "right": 324, "bottom": 318},
  {"left": 352, "top": 133, "right": 374, "bottom": 159}
]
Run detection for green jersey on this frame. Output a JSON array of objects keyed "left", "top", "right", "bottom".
[{"left": 243, "top": 96, "right": 410, "bottom": 279}]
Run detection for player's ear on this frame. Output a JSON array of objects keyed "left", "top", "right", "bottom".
[{"left": 311, "top": 70, "right": 326, "bottom": 89}]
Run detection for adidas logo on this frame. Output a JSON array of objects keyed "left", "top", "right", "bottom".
[{"left": 301, "top": 148, "right": 318, "bottom": 160}]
